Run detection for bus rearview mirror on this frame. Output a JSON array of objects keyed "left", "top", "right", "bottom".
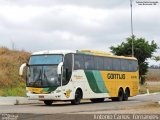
[{"left": 19, "top": 63, "right": 27, "bottom": 76}]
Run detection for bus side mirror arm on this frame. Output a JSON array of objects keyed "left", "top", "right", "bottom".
[
  {"left": 19, "top": 63, "right": 27, "bottom": 76},
  {"left": 57, "top": 62, "right": 63, "bottom": 75}
]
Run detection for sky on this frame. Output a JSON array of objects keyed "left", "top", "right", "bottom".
[{"left": 0, "top": 0, "right": 160, "bottom": 65}]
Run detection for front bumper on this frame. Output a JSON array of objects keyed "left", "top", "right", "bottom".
[{"left": 27, "top": 93, "right": 62, "bottom": 101}]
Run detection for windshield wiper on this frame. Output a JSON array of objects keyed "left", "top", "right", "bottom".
[
  {"left": 43, "top": 69, "right": 49, "bottom": 86},
  {"left": 32, "top": 69, "right": 43, "bottom": 87}
]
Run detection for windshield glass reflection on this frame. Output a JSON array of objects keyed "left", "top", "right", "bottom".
[{"left": 27, "top": 65, "right": 61, "bottom": 87}]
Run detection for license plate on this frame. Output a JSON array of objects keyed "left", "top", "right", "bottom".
[{"left": 39, "top": 96, "right": 44, "bottom": 99}]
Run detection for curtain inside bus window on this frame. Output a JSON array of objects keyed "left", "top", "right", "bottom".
[
  {"left": 104, "top": 57, "right": 113, "bottom": 70},
  {"left": 84, "top": 55, "right": 94, "bottom": 70},
  {"left": 74, "top": 54, "right": 85, "bottom": 70}
]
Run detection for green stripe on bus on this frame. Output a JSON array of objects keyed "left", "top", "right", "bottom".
[
  {"left": 92, "top": 71, "right": 108, "bottom": 93},
  {"left": 85, "top": 71, "right": 103, "bottom": 93},
  {"left": 44, "top": 86, "right": 58, "bottom": 93}
]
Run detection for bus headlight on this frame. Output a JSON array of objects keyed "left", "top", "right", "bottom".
[
  {"left": 55, "top": 90, "right": 61, "bottom": 93},
  {"left": 51, "top": 90, "right": 61, "bottom": 94},
  {"left": 53, "top": 90, "right": 61, "bottom": 93}
]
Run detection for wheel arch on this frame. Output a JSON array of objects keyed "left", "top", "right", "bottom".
[
  {"left": 119, "top": 87, "right": 124, "bottom": 93},
  {"left": 115, "top": 87, "right": 124, "bottom": 97}
]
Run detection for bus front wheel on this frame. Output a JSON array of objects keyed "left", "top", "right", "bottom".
[
  {"left": 44, "top": 100, "right": 53, "bottom": 106},
  {"left": 71, "top": 89, "right": 82, "bottom": 105}
]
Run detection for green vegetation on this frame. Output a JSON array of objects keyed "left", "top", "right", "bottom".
[
  {"left": 110, "top": 36, "right": 158, "bottom": 84},
  {"left": 0, "top": 47, "right": 30, "bottom": 96},
  {"left": 153, "top": 56, "right": 160, "bottom": 62},
  {"left": 0, "top": 83, "right": 26, "bottom": 96}
]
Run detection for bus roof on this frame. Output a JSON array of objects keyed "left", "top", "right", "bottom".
[
  {"left": 78, "top": 50, "right": 137, "bottom": 60},
  {"left": 32, "top": 50, "right": 76, "bottom": 55},
  {"left": 31, "top": 49, "right": 137, "bottom": 60}
]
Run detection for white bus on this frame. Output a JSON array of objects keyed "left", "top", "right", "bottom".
[{"left": 19, "top": 50, "right": 139, "bottom": 105}]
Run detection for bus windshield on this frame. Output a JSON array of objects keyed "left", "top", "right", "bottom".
[{"left": 27, "top": 55, "right": 63, "bottom": 87}]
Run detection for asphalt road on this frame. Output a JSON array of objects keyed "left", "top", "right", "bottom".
[{"left": 0, "top": 93, "right": 159, "bottom": 120}]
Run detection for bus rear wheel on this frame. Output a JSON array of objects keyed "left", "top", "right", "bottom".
[
  {"left": 123, "top": 89, "right": 130, "bottom": 101},
  {"left": 111, "top": 89, "right": 124, "bottom": 102},
  {"left": 71, "top": 89, "right": 82, "bottom": 105},
  {"left": 44, "top": 100, "right": 53, "bottom": 106},
  {"left": 90, "top": 98, "right": 105, "bottom": 103},
  {"left": 117, "top": 89, "right": 124, "bottom": 101}
]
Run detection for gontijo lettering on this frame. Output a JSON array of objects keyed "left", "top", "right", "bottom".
[{"left": 107, "top": 73, "right": 125, "bottom": 79}]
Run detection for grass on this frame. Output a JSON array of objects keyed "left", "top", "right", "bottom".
[
  {"left": 0, "top": 82, "right": 26, "bottom": 96},
  {"left": 0, "top": 47, "right": 30, "bottom": 96},
  {"left": 139, "top": 84, "right": 160, "bottom": 94},
  {"left": 0, "top": 47, "right": 30, "bottom": 87},
  {"left": 139, "top": 68, "right": 160, "bottom": 94},
  {"left": 146, "top": 68, "right": 160, "bottom": 81}
]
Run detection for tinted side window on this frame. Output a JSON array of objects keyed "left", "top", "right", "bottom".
[
  {"left": 84, "top": 55, "right": 94, "bottom": 70},
  {"left": 74, "top": 54, "right": 85, "bottom": 70},
  {"left": 112, "top": 58, "right": 121, "bottom": 71},
  {"left": 104, "top": 57, "right": 112, "bottom": 70},
  {"left": 129, "top": 60, "right": 138, "bottom": 72},
  {"left": 94, "top": 56, "right": 104, "bottom": 70},
  {"left": 121, "top": 59, "right": 129, "bottom": 71},
  {"left": 133, "top": 61, "right": 138, "bottom": 71}
]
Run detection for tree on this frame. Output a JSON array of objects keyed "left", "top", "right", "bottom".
[
  {"left": 153, "top": 56, "right": 160, "bottom": 62},
  {"left": 110, "top": 36, "right": 158, "bottom": 84}
]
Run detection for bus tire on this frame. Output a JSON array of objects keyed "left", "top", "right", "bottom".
[
  {"left": 90, "top": 98, "right": 105, "bottom": 103},
  {"left": 111, "top": 89, "right": 124, "bottom": 102},
  {"left": 44, "top": 100, "right": 53, "bottom": 106},
  {"left": 111, "top": 97, "right": 118, "bottom": 101},
  {"left": 123, "top": 88, "right": 130, "bottom": 101},
  {"left": 117, "top": 88, "right": 124, "bottom": 101},
  {"left": 71, "top": 89, "right": 82, "bottom": 105}
]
